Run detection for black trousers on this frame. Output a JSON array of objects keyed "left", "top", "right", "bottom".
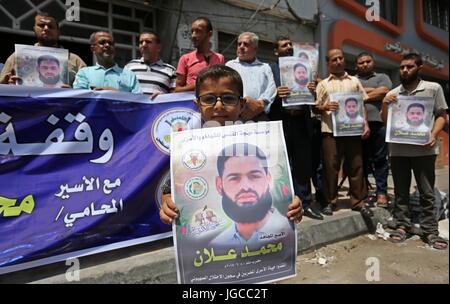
[
  {"left": 283, "top": 115, "right": 313, "bottom": 208},
  {"left": 390, "top": 155, "right": 438, "bottom": 236}
]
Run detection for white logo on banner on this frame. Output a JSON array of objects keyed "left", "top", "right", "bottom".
[{"left": 151, "top": 108, "right": 201, "bottom": 155}]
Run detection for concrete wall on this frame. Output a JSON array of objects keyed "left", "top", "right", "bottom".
[{"left": 154, "top": 0, "right": 316, "bottom": 66}]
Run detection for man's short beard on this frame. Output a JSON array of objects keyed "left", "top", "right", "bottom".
[
  {"left": 357, "top": 70, "right": 372, "bottom": 78},
  {"left": 407, "top": 117, "right": 424, "bottom": 127},
  {"left": 295, "top": 78, "right": 308, "bottom": 86},
  {"left": 221, "top": 189, "right": 273, "bottom": 224},
  {"left": 401, "top": 73, "right": 419, "bottom": 86},
  {"left": 37, "top": 38, "right": 58, "bottom": 47},
  {"left": 284, "top": 49, "right": 294, "bottom": 57},
  {"left": 346, "top": 111, "right": 357, "bottom": 119},
  {"left": 39, "top": 73, "right": 60, "bottom": 85}
]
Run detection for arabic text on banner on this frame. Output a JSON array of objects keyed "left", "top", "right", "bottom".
[{"left": 0, "top": 86, "right": 200, "bottom": 274}]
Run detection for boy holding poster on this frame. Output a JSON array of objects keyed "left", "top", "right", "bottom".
[
  {"left": 159, "top": 65, "right": 303, "bottom": 283},
  {"left": 382, "top": 53, "right": 448, "bottom": 250},
  {"left": 160, "top": 65, "right": 302, "bottom": 226}
]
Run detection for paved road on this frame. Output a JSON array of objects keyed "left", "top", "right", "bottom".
[
  {"left": 280, "top": 166, "right": 449, "bottom": 284},
  {"left": 279, "top": 234, "right": 449, "bottom": 284}
]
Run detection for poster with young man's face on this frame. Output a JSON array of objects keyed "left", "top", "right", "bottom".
[
  {"left": 386, "top": 96, "right": 434, "bottom": 145},
  {"left": 171, "top": 121, "right": 297, "bottom": 284},
  {"left": 293, "top": 42, "right": 319, "bottom": 78},
  {"left": 15, "top": 44, "right": 69, "bottom": 88},
  {"left": 330, "top": 92, "right": 365, "bottom": 136},
  {"left": 279, "top": 57, "right": 314, "bottom": 106}
]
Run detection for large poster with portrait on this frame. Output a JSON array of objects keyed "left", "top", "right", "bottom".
[
  {"left": 15, "top": 44, "right": 69, "bottom": 88},
  {"left": 279, "top": 57, "right": 314, "bottom": 106},
  {"left": 386, "top": 96, "right": 433, "bottom": 145},
  {"left": 171, "top": 121, "right": 297, "bottom": 284},
  {"left": 330, "top": 92, "right": 365, "bottom": 137}
]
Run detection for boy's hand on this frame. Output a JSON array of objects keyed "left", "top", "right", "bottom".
[
  {"left": 4, "top": 73, "right": 21, "bottom": 85},
  {"left": 160, "top": 193, "right": 178, "bottom": 224},
  {"left": 287, "top": 195, "right": 303, "bottom": 224}
]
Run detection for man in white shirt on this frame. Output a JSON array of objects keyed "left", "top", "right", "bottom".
[{"left": 226, "top": 32, "right": 277, "bottom": 122}]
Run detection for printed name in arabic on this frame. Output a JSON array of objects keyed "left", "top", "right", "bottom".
[
  {"left": 394, "top": 130, "right": 409, "bottom": 136},
  {"left": 410, "top": 132, "right": 426, "bottom": 137},
  {"left": 0, "top": 194, "right": 35, "bottom": 217},
  {"left": 194, "top": 247, "right": 238, "bottom": 267},
  {"left": 340, "top": 124, "right": 362, "bottom": 129},
  {"left": 63, "top": 198, "right": 124, "bottom": 227},
  {"left": 0, "top": 112, "right": 114, "bottom": 164},
  {"left": 193, "top": 243, "right": 282, "bottom": 267}
]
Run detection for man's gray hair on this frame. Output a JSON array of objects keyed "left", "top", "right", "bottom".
[
  {"left": 238, "top": 32, "right": 259, "bottom": 47},
  {"left": 89, "top": 31, "right": 111, "bottom": 45}
]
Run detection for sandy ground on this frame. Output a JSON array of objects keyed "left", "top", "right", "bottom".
[{"left": 278, "top": 234, "right": 449, "bottom": 284}]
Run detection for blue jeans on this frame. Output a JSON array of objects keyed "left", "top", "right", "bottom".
[{"left": 363, "top": 121, "right": 389, "bottom": 195}]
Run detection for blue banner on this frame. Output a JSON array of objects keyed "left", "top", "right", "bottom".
[{"left": 0, "top": 86, "right": 200, "bottom": 273}]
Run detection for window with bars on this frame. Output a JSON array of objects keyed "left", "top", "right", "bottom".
[
  {"left": 355, "top": 0, "right": 398, "bottom": 25},
  {"left": 423, "top": 0, "right": 449, "bottom": 32},
  {"left": 0, "top": 0, "right": 156, "bottom": 66}
]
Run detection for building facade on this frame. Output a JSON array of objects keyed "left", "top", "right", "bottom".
[
  {"left": 317, "top": 0, "right": 448, "bottom": 95},
  {"left": 316, "top": 0, "right": 449, "bottom": 166},
  {"left": 0, "top": 0, "right": 317, "bottom": 67}
]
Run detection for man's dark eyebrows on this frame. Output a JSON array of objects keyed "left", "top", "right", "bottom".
[
  {"left": 224, "top": 169, "right": 265, "bottom": 178},
  {"left": 248, "top": 169, "right": 265, "bottom": 175},
  {"left": 225, "top": 172, "right": 241, "bottom": 179}
]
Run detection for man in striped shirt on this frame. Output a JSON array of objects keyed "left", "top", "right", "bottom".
[
  {"left": 125, "top": 31, "right": 176, "bottom": 98},
  {"left": 315, "top": 49, "right": 372, "bottom": 217}
]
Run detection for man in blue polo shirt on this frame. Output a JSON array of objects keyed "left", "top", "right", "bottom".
[{"left": 73, "top": 31, "right": 141, "bottom": 93}]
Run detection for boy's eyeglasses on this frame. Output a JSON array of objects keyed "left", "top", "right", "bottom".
[{"left": 198, "top": 94, "right": 241, "bottom": 106}]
